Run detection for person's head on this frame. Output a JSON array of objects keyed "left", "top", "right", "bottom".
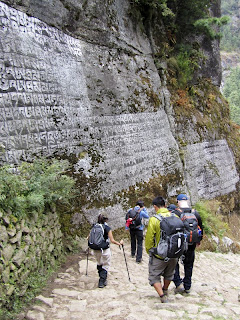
[
  {"left": 167, "top": 204, "right": 177, "bottom": 212},
  {"left": 176, "top": 194, "right": 189, "bottom": 208},
  {"left": 136, "top": 200, "right": 144, "bottom": 208},
  {"left": 98, "top": 213, "right": 109, "bottom": 224},
  {"left": 152, "top": 196, "right": 166, "bottom": 211}
]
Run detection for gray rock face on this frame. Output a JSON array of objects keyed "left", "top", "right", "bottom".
[
  {"left": 184, "top": 140, "right": 239, "bottom": 204},
  {"left": 0, "top": 1, "right": 239, "bottom": 208}
]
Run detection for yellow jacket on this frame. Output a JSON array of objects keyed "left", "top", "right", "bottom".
[{"left": 145, "top": 207, "right": 171, "bottom": 256}]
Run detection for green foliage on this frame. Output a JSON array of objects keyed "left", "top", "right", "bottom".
[
  {"left": 0, "top": 158, "right": 75, "bottom": 218},
  {"left": 194, "top": 201, "right": 229, "bottom": 237},
  {"left": 168, "top": 45, "right": 205, "bottom": 88},
  {"left": 220, "top": 0, "right": 240, "bottom": 51},
  {"left": 222, "top": 67, "right": 240, "bottom": 125},
  {"left": 0, "top": 260, "right": 64, "bottom": 320},
  {"left": 169, "top": 0, "right": 211, "bottom": 39},
  {"left": 175, "top": 50, "right": 196, "bottom": 87},
  {"left": 194, "top": 16, "right": 230, "bottom": 39},
  {"left": 132, "top": 0, "right": 174, "bottom": 15}
]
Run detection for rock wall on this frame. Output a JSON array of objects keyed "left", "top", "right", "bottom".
[
  {"left": 0, "top": 0, "right": 239, "bottom": 217},
  {"left": 0, "top": 208, "right": 63, "bottom": 305}
]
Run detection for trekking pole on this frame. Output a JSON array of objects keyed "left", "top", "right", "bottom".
[
  {"left": 121, "top": 244, "right": 131, "bottom": 282},
  {"left": 86, "top": 247, "right": 89, "bottom": 276}
]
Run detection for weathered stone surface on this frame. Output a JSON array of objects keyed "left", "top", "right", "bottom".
[
  {"left": 26, "top": 310, "right": 45, "bottom": 320},
  {"left": 22, "top": 226, "right": 31, "bottom": 234},
  {"left": 22, "top": 244, "right": 240, "bottom": 320},
  {"left": 0, "top": 1, "right": 238, "bottom": 213},
  {"left": 7, "top": 227, "right": 17, "bottom": 237},
  {"left": 2, "top": 244, "right": 15, "bottom": 263},
  {"left": 2, "top": 266, "right": 10, "bottom": 283},
  {"left": 67, "top": 300, "right": 87, "bottom": 312},
  {"left": 6, "top": 284, "right": 15, "bottom": 296},
  {"left": 0, "top": 225, "right": 9, "bottom": 242},
  {"left": 12, "top": 248, "right": 26, "bottom": 267},
  {"left": 184, "top": 140, "right": 239, "bottom": 204},
  {"left": 2, "top": 216, "right": 10, "bottom": 226},
  {"left": 52, "top": 289, "right": 81, "bottom": 297},
  {"left": 9, "top": 231, "right": 22, "bottom": 244},
  {"left": 35, "top": 295, "right": 54, "bottom": 308}
]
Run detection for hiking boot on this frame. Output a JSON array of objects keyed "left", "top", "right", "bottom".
[
  {"left": 160, "top": 295, "right": 168, "bottom": 303},
  {"left": 131, "top": 254, "right": 135, "bottom": 258},
  {"left": 136, "top": 259, "right": 142, "bottom": 264},
  {"left": 98, "top": 269, "right": 107, "bottom": 288},
  {"left": 184, "top": 288, "right": 191, "bottom": 294},
  {"left": 174, "top": 283, "right": 185, "bottom": 294},
  {"left": 98, "top": 280, "right": 105, "bottom": 288}
]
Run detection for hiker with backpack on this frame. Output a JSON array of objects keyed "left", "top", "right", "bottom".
[
  {"left": 125, "top": 200, "right": 149, "bottom": 263},
  {"left": 173, "top": 194, "right": 203, "bottom": 294},
  {"left": 145, "top": 196, "right": 185, "bottom": 303},
  {"left": 88, "top": 213, "right": 123, "bottom": 288}
]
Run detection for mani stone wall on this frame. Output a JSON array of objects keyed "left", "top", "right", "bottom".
[
  {"left": 0, "top": 1, "right": 239, "bottom": 210},
  {"left": 0, "top": 209, "right": 63, "bottom": 302}
]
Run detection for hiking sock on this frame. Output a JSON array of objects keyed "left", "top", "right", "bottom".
[
  {"left": 162, "top": 288, "right": 168, "bottom": 296},
  {"left": 97, "top": 265, "right": 102, "bottom": 274}
]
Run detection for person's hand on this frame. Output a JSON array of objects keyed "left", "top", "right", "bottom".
[{"left": 120, "top": 239, "right": 124, "bottom": 245}]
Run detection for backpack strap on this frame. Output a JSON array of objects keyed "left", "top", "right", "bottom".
[
  {"left": 153, "top": 214, "right": 162, "bottom": 221},
  {"left": 153, "top": 214, "right": 166, "bottom": 238},
  {"left": 99, "top": 223, "right": 105, "bottom": 233}
]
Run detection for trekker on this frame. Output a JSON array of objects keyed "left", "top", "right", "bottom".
[
  {"left": 173, "top": 194, "right": 203, "bottom": 294},
  {"left": 126, "top": 200, "right": 149, "bottom": 263},
  {"left": 145, "top": 196, "right": 179, "bottom": 303},
  {"left": 90, "top": 213, "right": 123, "bottom": 288}
]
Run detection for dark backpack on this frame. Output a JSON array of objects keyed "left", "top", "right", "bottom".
[
  {"left": 88, "top": 223, "right": 109, "bottom": 250},
  {"left": 177, "top": 208, "right": 202, "bottom": 245},
  {"left": 126, "top": 209, "right": 142, "bottom": 229},
  {"left": 153, "top": 214, "right": 187, "bottom": 259}
]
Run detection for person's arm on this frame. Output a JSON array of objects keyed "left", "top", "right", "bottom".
[
  {"left": 195, "top": 210, "right": 203, "bottom": 235},
  {"left": 140, "top": 207, "right": 149, "bottom": 219},
  {"left": 108, "top": 230, "right": 123, "bottom": 246}
]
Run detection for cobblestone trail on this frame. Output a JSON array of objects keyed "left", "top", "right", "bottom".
[{"left": 24, "top": 242, "right": 240, "bottom": 320}]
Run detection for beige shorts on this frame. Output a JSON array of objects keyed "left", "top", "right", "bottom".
[{"left": 93, "top": 248, "right": 111, "bottom": 271}]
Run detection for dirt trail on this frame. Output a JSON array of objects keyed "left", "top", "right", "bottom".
[{"left": 23, "top": 242, "right": 240, "bottom": 320}]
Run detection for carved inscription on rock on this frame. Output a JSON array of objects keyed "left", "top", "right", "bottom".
[
  {"left": 184, "top": 140, "right": 239, "bottom": 203},
  {"left": 0, "top": 2, "right": 239, "bottom": 204},
  {"left": 0, "top": 2, "right": 182, "bottom": 194},
  {"left": 76, "top": 112, "right": 182, "bottom": 194},
  {"left": 0, "top": 2, "right": 91, "bottom": 163}
]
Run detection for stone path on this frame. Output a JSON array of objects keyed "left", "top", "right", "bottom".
[{"left": 23, "top": 242, "right": 240, "bottom": 320}]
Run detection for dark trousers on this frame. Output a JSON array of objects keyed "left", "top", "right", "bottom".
[
  {"left": 130, "top": 228, "right": 143, "bottom": 262},
  {"left": 173, "top": 249, "right": 195, "bottom": 290}
]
